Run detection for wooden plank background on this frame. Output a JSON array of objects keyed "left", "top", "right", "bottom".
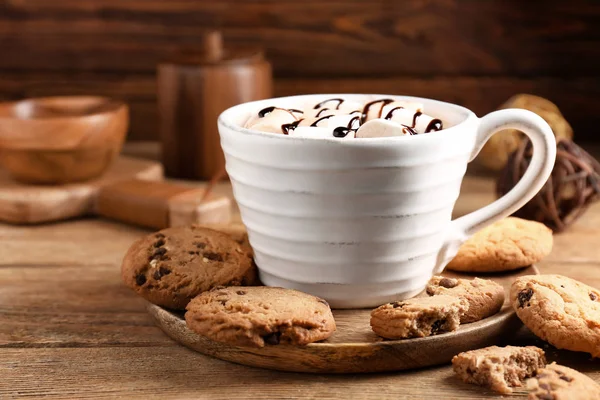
[{"left": 1, "top": 0, "right": 599, "bottom": 141}]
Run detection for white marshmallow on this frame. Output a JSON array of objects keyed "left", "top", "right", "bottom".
[
  {"left": 298, "top": 113, "right": 336, "bottom": 127},
  {"left": 355, "top": 119, "right": 413, "bottom": 138},
  {"left": 323, "top": 114, "right": 360, "bottom": 129},
  {"left": 245, "top": 108, "right": 298, "bottom": 134},
  {"left": 288, "top": 126, "right": 331, "bottom": 139},
  {"left": 414, "top": 114, "right": 443, "bottom": 133}
]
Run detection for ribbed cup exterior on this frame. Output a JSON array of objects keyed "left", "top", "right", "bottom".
[{"left": 218, "top": 95, "right": 478, "bottom": 308}]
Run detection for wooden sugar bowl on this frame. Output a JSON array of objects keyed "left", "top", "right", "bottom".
[{"left": 0, "top": 96, "right": 128, "bottom": 184}]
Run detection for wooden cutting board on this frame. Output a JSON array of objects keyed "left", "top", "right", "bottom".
[
  {"left": 148, "top": 265, "right": 538, "bottom": 374},
  {"left": 0, "top": 156, "right": 231, "bottom": 227},
  {"left": 0, "top": 156, "right": 163, "bottom": 224}
]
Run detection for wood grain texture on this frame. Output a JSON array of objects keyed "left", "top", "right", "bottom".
[
  {"left": 158, "top": 48, "right": 272, "bottom": 179},
  {"left": 1, "top": 144, "right": 599, "bottom": 398},
  {"left": 2, "top": 73, "right": 598, "bottom": 142},
  {"left": 0, "top": 156, "right": 162, "bottom": 224},
  {"left": 1, "top": 0, "right": 599, "bottom": 77}
]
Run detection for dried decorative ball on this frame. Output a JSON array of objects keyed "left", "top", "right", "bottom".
[
  {"left": 478, "top": 94, "right": 573, "bottom": 171},
  {"left": 496, "top": 138, "right": 600, "bottom": 232}
]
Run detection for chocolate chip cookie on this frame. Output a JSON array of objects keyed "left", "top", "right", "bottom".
[
  {"left": 121, "top": 226, "right": 256, "bottom": 310},
  {"left": 527, "top": 363, "right": 600, "bottom": 400},
  {"left": 446, "top": 217, "right": 553, "bottom": 272},
  {"left": 511, "top": 275, "right": 600, "bottom": 357},
  {"left": 370, "top": 295, "right": 468, "bottom": 340},
  {"left": 452, "top": 345, "right": 546, "bottom": 394},
  {"left": 185, "top": 286, "right": 336, "bottom": 347},
  {"left": 426, "top": 276, "right": 505, "bottom": 323},
  {"left": 201, "top": 223, "right": 252, "bottom": 257}
]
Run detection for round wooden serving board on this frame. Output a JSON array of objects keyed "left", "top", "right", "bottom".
[{"left": 148, "top": 266, "right": 538, "bottom": 374}]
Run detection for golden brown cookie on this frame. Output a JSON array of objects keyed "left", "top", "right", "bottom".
[
  {"left": 185, "top": 286, "right": 336, "bottom": 347},
  {"left": 370, "top": 295, "right": 468, "bottom": 340},
  {"left": 511, "top": 275, "right": 600, "bottom": 357},
  {"left": 446, "top": 217, "right": 553, "bottom": 272},
  {"left": 426, "top": 276, "right": 505, "bottom": 323},
  {"left": 121, "top": 226, "right": 256, "bottom": 310},
  {"left": 452, "top": 345, "right": 546, "bottom": 394},
  {"left": 200, "top": 223, "right": 252, "bottom": 256},
  {"left": 527, "top": 363, "right": 600, "bottom": 400}
]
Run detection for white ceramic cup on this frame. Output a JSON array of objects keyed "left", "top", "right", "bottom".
[{"left": 218, "top": 94, "right": 556, "bottom": 308}]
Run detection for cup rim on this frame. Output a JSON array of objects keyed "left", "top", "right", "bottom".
[{"left": 218, "top": 93, "right": 477, "bottom": 143}]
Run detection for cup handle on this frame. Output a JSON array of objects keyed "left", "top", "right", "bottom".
[{"left": 434, "top": 109, "right": 557, "bottom": 273}]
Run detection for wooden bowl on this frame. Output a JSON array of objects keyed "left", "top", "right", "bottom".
[{"left": 0, "top": 96, "right": 129, "bottom": 184}]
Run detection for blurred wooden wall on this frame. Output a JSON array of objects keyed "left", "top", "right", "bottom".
[{"left": 1, "top": 0, "right": 599, "bottom": 141}]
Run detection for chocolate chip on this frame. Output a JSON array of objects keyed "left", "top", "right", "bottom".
[
  {"left": 159, "top": 267, "right": 171, "bottom": 276},
  {"left": 392, "top": 302, "right": 405, "bottom": 308},
  {"left": 561, "top": 285, "right": 565, "bottom": 288},
  {"left": 236, "top": 290, "right": 247, "bottom": 295},
  {"left": 539, "top": 383, "right": 551, "bottom": 390},
  {"left": 518, "top": 288, "right": 534, "bottom": 308},
  {"left": 425, "top": 287, "right": 436, "bottom": 296},
  {"left": 219, "top": 300, "right": 227, "bottom": 306},
  {"left": 431, "top": 319, "right": 446, "bottom": 335},
  {"left": 590, "top": 292, "right": 598, "bottom": 301},
  {"left": 152, "top": 247, "right": 167, "bottom": 259},
  {"left": 193, "top": 241, "right": 206, "bottom": 249},
  {"left": 439, "top": 278, "right": 458, "bottom": 288},
  {"left": 153, "top": 270, "right": 162, "bottom": 280},
  {"left": 466, "top": 368, "right": 475, "bottom": 376},
  {"left": 154, "top": 238, "right": 165, "bottom": 247},
  {"left": 558, "top": 373, "right": 573, "bottom": 382},
  {"left": 135, "top": 274, "right": 147, "bottom": 286},
  {"left": 263, "top": 332, "right": 281, "bottom": 345},
  {"left": 203, "top": 252, "right": 223, "bottom": 262}
]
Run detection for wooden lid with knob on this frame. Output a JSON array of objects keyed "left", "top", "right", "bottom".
[{"left": 158, "top": 31, "right": 273, "bottom": 181}]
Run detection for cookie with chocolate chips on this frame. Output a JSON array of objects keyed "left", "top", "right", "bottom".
[
  {"left": 527, "top": 362, "right": 600, "bottom": 400},
  {"left": 511, "top": 275, "right": 600, "bottom": 357},
  {"left": 426, "top": 276, "right": 505, "bottom": 323},
  {"left": 452, "top": 345, "right": 546, "bottom": 394},
  {"left": 121, "top": 226, "right": 256, "bottom": 310},
  {"left": 370, "top": 295, "right": 468, "bottom": 340},
  {"left": 185, "top": 286, "right": 336, "bottom": 348}
]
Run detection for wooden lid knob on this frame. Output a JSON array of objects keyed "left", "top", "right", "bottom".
[{"left": 162, "top": 30, "right": 264, "bottom": 66}]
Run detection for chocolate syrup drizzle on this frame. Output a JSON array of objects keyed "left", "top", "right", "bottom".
[
  {"left": 425, "top": 119, "right": 443, "bottom": 133},
  {"left": 258, "top": 106, "right": 276, "bottom": 118},
  {"left": 310, "top": 114, "right": 335, "bottom": 127},
  {"left": 281, "top": 119, "right": 302, "bottom": 135},
  {"left": 384, "top": 107, "right": 443, "bottom": 134},
  {"left": 360, "top": 99, "right": 394, "bottom": 124},
  {"left": 332, "top": 115, "right": 361, "bottom": 138},
  {"left": 259, "top": 99, "right": 442, "bottom": 136},
  {"left": 402, "top": 125, "right": 418, "bottom": 135},
  {"left": 315, "top": 108, "right": 330, "bottom": 117},
  {"left": 258, "top": 106, "right": 301, "bottom": 120},
  {"left": 314, "top": 98, "right": 345, "bottom": 110},
  {"left": 412, "top": 111, "right": 422, "bottom": 127}
]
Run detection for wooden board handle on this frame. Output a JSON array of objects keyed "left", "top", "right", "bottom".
[{"left": 95, "top": 179, "right": 232, "bottom": 229}]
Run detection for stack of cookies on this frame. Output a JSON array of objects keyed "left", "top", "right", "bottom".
[
  {"left": 120, "top": 217, "right": 600, "bottom": 398},
  {"left": 121, "top": 224, "right": 338, "bottom": 347},
  {"left": 370, "top": 217, "right": 553, "bottom": 340}
]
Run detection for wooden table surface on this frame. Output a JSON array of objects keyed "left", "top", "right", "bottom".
[{"left": 1, "top": 144, "right": 599, "bottom": 399}]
